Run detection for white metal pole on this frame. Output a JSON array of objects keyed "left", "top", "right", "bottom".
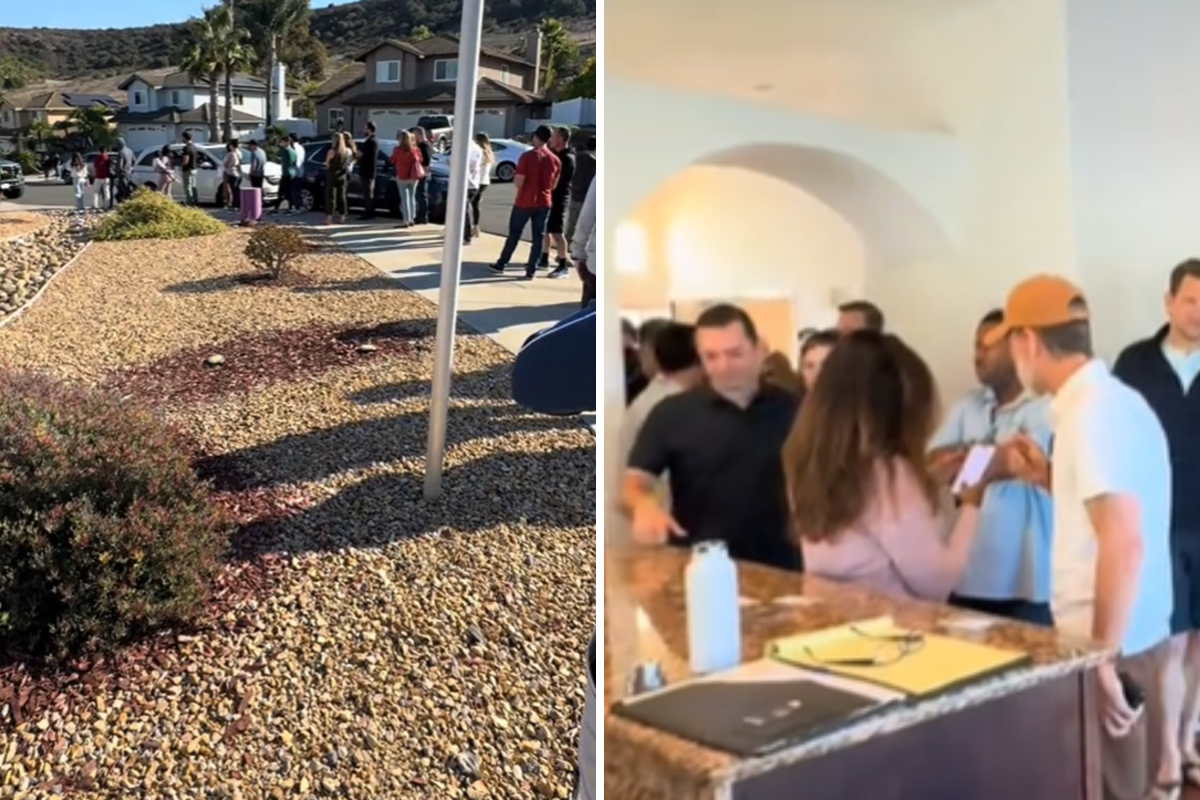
[{"left": 423, "top": 0, "right": 486, "bottom": 498}]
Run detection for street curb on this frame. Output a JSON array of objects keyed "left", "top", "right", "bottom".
[{"left": 0, "top": 239, "right": 93, "bottom": 332}]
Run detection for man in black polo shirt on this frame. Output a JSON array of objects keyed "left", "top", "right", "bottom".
[
  {"left": 1113, "top": 258, "right": 1200, "bottom": 780},
  {"left": 620, "top": 304, "right": 802, "bottom": 571}
]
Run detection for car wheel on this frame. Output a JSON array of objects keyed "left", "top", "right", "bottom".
[
  {"left": 2, "top": 187, "right": 22, "bottom": 199},
  {"left": 143, "top": 182, "right": 159, "bottom": 191},
  {"left": 495, "top": 162, "right": 516, "bottom": 182},
  {"left": 299, "top": 184, "right": 317, "bottom": 212},
  {"left": 436, "top": 137, "right": 449, "bottom": 154}
]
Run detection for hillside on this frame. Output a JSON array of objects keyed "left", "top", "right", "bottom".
[{"left": 0, "top": 0, "right": 595, "bottom": 81}]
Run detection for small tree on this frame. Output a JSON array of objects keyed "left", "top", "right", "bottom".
[
  {"left": 560, "top": 57, "right": 596, "bottom": 100},
  {"left": 245, "top": 224, "right": 309, "bottom": 278}
]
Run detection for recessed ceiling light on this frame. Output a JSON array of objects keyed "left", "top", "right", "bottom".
[{"left": 753, "top": 83, "right": 774, "bottom": 93}]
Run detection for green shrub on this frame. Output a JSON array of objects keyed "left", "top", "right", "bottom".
[
  {"left": 0, "top": 371, "right": 231, "bottom": 658},
  {"left": 245, "top": 224, "right": 310, "bottom": 278},
  {"left": 92, "top": 189, "right": 225, "bottom": 241}
]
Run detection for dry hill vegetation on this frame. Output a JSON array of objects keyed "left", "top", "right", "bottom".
[{"left": 0, "top": 0, "right": 595, "bottom": 83}]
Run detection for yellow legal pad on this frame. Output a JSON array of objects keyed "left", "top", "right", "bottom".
[{"left": 766, "top": 616, "right": 1032, "bottom": 699}]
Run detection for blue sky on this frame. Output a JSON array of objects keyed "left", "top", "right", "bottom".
[{"left": 3, "top": 0, "right": 361, "bottom": 29}]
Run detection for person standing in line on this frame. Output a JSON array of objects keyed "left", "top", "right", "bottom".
[
  {"left": 269, "top": 136, "right": 297, "bottom": 215},
  {"left": 247, "top": 140, "right": 267, "bottom": 192},
  {"left": 288, "top": 134, "right": 306, "bottom": 212},
  {"left": 91, "top": 148, "right": 111, "bottom": 211},
  {"left": 836, "top": 300, "right": 886, "bottom": 335},
  {"left": 620, "top": 322, "right": 702, "bottom": 466},
  {"left": 412, "top": 127, "right": 433, "bottom": 224},
  {"left": 621, "top": 304, "right": 802, "bottom": 572},
  {"left": 69, "top": 152, "right": 89, "bottom": 211},
  {"left": 462, "top": 134, "right": 483, "bottom": 246},
  {"left": 356, "top": 121, "right": 380, "bottom": 220},
  {"left": 323, "top": 132, "right": 354, "bottom": 225},
  {"left": 988, "top": 275, "right": 1177, "bottom": 800},
  {"left": 153, "top": 146, "right": 176, "bottom": 197},
  {"left": 797, "top": 329, "right": 839, "bottom": 397},
  {"left": 389, "top": 130, "right": 422, "bottom": 228},
  {"left": 222, "top": 140, "right": 242, "bottom": 210},
  {"left": 541, "top": 126, "right": 576, "bottom": 278},
  {"left": 113, "top": 138, "right": 135, "bottom": 205},
  {"left": 565, "top": 135, "right": 596, "bottom": 244},
  {"left": 569, "top": 176, "right": 596, "bottom": 308},
  {"left": 1113, "top": 258, "right": 1200, "bottom": 791},
  {"left": 487, "top": 125, "right": 561, "bottom": 280},
  {"left": 927, "top": 308, "right": 1055, "bottom": 626},
  {"left": 180, "top": 131, "right": 199, "bottom": 206},
  {"left": 471, "top": 132, "right": 494, "bottom": 240}
]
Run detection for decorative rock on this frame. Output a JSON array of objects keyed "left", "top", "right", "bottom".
[{"left": 205, "top": 354, "right": 226, "bottom": 366}]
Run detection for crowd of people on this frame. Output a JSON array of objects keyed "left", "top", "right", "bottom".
[{"left": 616, "top": 263, "right": 1200, "bottom": 800}]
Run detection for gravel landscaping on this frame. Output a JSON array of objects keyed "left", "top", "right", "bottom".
[
  {"left": 0, "top": 222, "right": 596, "bottom": 799},
  {"left": 0, "top": 211, "right": 94, "bottom": 320}
]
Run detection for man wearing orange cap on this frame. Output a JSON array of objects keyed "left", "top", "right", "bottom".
[{"left": 986, "top": 275, "right": 1178, "bottom": 799}]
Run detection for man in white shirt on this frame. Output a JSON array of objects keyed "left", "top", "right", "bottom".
[
  {"left": 288, "top": 134, "right": 306, "bottom": 212},
  {"left": 462, "top": 137, "right": 483, "bottom": 245},
  {"left": 569, "top": 177, "right": 596, "bottom": 308},
  {"left": 986, "top": 274, "right": 1178, "bottom": 800}
]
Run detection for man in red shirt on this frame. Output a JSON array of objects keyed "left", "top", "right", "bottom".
[
  {"left": 91, "top": 149, "right": 112, "bottom": 211},
  {"left": 489, "top": 125, "right": 561, "bottom": 280}
]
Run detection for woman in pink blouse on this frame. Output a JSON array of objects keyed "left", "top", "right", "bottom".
[{"left": 783, "top": 331, "right": 987, "bottom": 602}]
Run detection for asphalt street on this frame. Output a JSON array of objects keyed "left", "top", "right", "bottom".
[{"left": 6, "top": 177, "right": 530, "bottom": 241}]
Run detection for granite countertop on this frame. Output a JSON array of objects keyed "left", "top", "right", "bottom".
[{"left": 604, "top": 546, "right": 1110, "bottom": 795}]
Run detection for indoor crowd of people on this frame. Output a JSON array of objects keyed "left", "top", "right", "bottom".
[{"left": 615, "top": 262, "right": 1200, "bottom": 800}]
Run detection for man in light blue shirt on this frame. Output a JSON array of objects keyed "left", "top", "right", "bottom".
[{"left": 928, "top": 309, "right": 1055, "bottom": 626}]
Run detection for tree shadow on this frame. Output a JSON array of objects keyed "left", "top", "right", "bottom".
[
  {"left": 195, "top": 398, "right": 584, "bottom": 495},
  {"left": 347, "top": 360, "right": 513, "bottom": 405},
  {"left": 226, "top": 439, "right": 595, "bottom": 558}
]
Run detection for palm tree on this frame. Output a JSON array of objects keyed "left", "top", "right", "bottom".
[
  {"left": 239, "top": 0, "right": 307, "bottom": 129},
  {"left": 220, "top": 19, "right": 255, "bottom": 143},
  {"left": 25, "top": 117, "right": 52, "bottom": 153},
  {"left": 178, "top": 8, "right": 226, "bottom": 142},
  {"left": 68, "top": 106, "right": 116, "bottom": 149}
]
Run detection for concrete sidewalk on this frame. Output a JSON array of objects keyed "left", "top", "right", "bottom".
[{"left": 317, "top": 222, "right": 584, "bottom": 355}]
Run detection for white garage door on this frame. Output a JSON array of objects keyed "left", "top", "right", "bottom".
[
  {"left": 474, "top": 108, "right": 507, "bottom": 139},
  {"left": 121, "top": 125, "right": 169, "bottom": 153},
  {"left": 368, "top": 108, "right": 425, "bottom": 137}
]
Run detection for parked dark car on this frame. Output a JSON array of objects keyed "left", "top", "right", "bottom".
[{"left": 297, "top": 138, "right": 448, "bottom": 223}]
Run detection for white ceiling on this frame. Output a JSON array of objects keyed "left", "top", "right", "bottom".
[{"left": 608, "top": 0, "right": 992, "bottom": 130}]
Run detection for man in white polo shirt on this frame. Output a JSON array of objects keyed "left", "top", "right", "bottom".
[{"left": 985, "top": 275, "right": 1177, "bottom": 800}]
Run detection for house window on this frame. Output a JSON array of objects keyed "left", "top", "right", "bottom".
[
  {"left": 328, "top": 108, "right": 345, "bottom": 130},
  {"left": 529, "top": 105, "right": 551, "bottom": 120},
  {"left": 133, "top": 90, "right": 144, "bottom": 105},
  {"left": 434, "top": 59, "right": 457, "bottom": 82},
  {"left": 233, "top": 93, "right": 245, "bottom": 106},
  {"left": 500, "top": 66, "right": 510, "bottom": 84},
  {"left": 171, "top": 90, "right": 180, "bottom": 106},
  {"left": 376, "top": 60, "right": 401, "bottom": 84},
  {"left": 1, "top": 109, "right": 9, "bottom": 124}
]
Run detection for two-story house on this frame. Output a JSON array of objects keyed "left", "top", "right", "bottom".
[
  {"left": 0, "top": 91, "right": 120, "bottom": 151},
  {"left": 316, "top": 33, "right": 549, "bottom": 140},
  {"left": 112, "top": 71, "right": 294, "bottom": 152}
]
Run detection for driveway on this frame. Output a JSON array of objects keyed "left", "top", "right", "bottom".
[{"left": 5, "top": 178, "right": 532, "bottom": 241}]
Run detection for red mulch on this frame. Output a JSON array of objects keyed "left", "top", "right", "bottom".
[
  {"left": 102, "top": 320, "right": 434, "bottom": 407},
  {"left": 0, "top": 320, "right": 438, "bottom": 752}
]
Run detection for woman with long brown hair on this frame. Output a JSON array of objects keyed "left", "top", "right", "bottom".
[{"left": 783, "top": 330, "right": 987, "bottom": 601}]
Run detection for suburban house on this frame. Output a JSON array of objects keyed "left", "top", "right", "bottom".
[
  {"left": 112, "top": 71, "right": 296, "bottom": 151},
  {"left": 314, "top": 33, "right": 550, "bottom": 140},
  {"left": 0, "top": 91, "right": 120, "bottom": 151}
]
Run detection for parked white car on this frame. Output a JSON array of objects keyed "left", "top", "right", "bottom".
[
  {"left": 432, "top": 137, "right": 530, "bottom": 182},
  {"left": 130, "top": 143, "right": 281, "bottom": 204}
]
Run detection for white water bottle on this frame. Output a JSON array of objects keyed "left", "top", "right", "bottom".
[{"left": 685, "top": 541, "right": 742, "bottom": 675}]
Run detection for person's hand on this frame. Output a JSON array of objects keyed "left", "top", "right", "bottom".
[
  {"left": 630, "top": 498, "right": 686, "bottom": 546},
  {"left": 1005, "top": 434, "right": 1051, "bottom": 490},
  {"left": 1097, "top": 662, "right": 1142, "bottom": 738},
  {"left": 929, "top": 447, "right": 968, "bottom": 485}
]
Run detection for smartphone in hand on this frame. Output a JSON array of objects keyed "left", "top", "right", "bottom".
[
  {"left": 951, "top": 444, "right": 996, "bottom": 494},
  {"left": 1119, "top": 671, "right": 1145, "bottom": 711}
]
